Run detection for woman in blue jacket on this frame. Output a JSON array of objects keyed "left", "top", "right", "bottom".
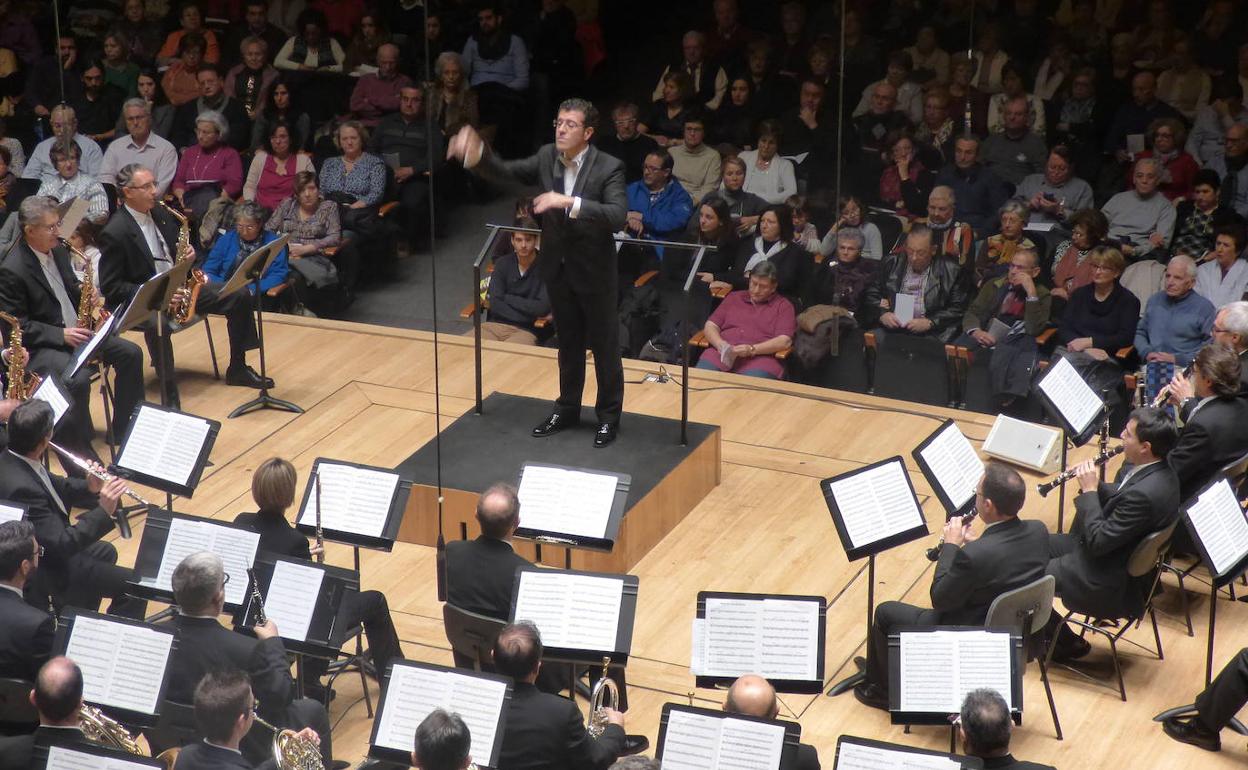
[{"left": 202, "top": 201, "right": 291, "bottom": 311}]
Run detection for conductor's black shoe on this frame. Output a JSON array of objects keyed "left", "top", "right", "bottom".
[
  {"left": 225, "top": 364, "right": 274, "bottom": 389},
  {"left": 1163, "top": 716, "right": 1221, "bottom": 751},
  {"left": 532, "top": 412, "right": 579, "bottom": 437},
  {"left": 852, "top": 682, "right": 889, "bottom": 712},
  {"left": 593, "top": 422, "right": 619, "bottom": 448},
  {"left": 622, "top": 735, "right": 650, "bottom": 756}
]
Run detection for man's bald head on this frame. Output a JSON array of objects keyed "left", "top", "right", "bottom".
[
  {"left": 476, "top": 482, "right": 520, "bottom": 539},
  {"left": 724, "top": 674, "right": 778, "bottom": 719},
  {"left": 34, "top": 657, "right": 83, "bottom": 723}
]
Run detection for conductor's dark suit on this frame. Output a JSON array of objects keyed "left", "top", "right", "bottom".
[
  {"left": 0, "top": 586, "right": 54, "bottom": 680},
  {"left": 0, "top": 450, "right": 131, "bottom": 613},
  {"left": 497, "top": 681, "right": 625, "bottom": 770},
  {"left": 0, "top": 240, "right": 143, "bottom": 446},
  {"left": 476, "top": 143, "right": 628, "bottom": 424},
  {"left": 865, "top": 516, "right": 1051, "bottom": 691},
  {"left": 164, "top": 614, "right": 332, "bottom": 766},
  {"left": 1046, "top": 461, "right": 1180, "bottom": 619}
]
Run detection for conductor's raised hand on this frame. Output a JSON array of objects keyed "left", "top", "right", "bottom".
[{"left": 447, "top": 124, "right": 483, "bottom": 166}]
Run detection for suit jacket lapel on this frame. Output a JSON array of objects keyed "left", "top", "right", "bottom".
[
  {"left": 17, "top": 244, "right": 60, "bottom": 310},
  {"left": 572, "top": 145, "right": 597, "bottom": 198},
  {"left": 121, "top": 207, "right": 158, "bottom": 266},
  {"left": 10, "top": 454, "right": 67, "bottom": 517}
]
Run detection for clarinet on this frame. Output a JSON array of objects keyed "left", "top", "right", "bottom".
[
  {"left": 1153, "top": 362, "right": 1196, "bottom": 408},
  {"left": 314, "top": 471, "right": 325, "bottom": 564},
  {"left": 1036, "top": 445, "right": 1125, "bottom": 497},
  {"left": 247, "top": 567, "right": 267, "bottom": 626},
  {"left": 925, "top": 507, "right": 978, "bottom": 561}
]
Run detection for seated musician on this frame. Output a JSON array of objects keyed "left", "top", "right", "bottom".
[
  {"left": 495, "top": 622, "right": 626, "bottom": 770},
  {"left": 412, "top": 709, "right": 472, "bottom": 770},
  {"left": 863, "top": 225, "right": 969, "bottom": 345},
  {"left": 1045, "top": 407, "right": 1180, "bottom": 661},
  {"left": 0, "top": 656, "right": 94, "bottom": 770},
  {"left": 443, "top": 481, "right": 533, "bottom": 626},
  {"left": 854, "top": 462, "right": 1049, "bottom": 710},
  {"left": 0, "top": 196, "right": 144, "bottom": 464},
  {"left": 164, "top": 552, "right": 333, "bottom": 766},
  {"left": 233, "top": 457, "right": 403, "bottom": 700},
  {"left": 1212, "top": 300, "right": 1248, "bottom": 394},
  {"left": 958, "top": 689, "right": 1056, "bottom": 770},
  {"left": 0, "top": 400, "right": 135, "bottom": 615},
  {"left": 175, "top": 670, "right": 321, "bottom": 770},
  {"left": 1163, "top": 344, "right": 1248, "bottom": 502},
  {"left": 723, "top": 675, "right": 819, "bottom": 770},
  {"left": 0, "top": 520, "right": 54, "bottom": 681},
  {"left": 1162, "top": 647, "right": 1248, "bottom": 752},
  {"left": 98, "top": 163, "right": 273, "bottom": 410},
  {"left": 696, "top": 259, "right": 795, "bottom": 380}
]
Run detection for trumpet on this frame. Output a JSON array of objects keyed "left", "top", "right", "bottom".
[
  {"left": 1036, "top": 445, "right": 1125, "bottom": 497},
  {"left": 925, "top": 507, "right": 977, "bottom": 562},
  {"left": 46, "top": 440, "right": 153, "bottom": 538},
  {"left": 1152, "top": 362, "right": 1196, "bottom": 408}
]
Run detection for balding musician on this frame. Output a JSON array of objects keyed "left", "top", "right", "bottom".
[{"left": 724, "top": 675, "right": 820, "bottom": 769}]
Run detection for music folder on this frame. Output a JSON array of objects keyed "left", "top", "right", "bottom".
[
  {"left": 112, "top": 402, "right": 219, "bottom": 497},
  {"left": 1035, "top": 355, "right": 1105, "bottom": 446},
  {"left": 295, "top": 457, "right": 410, "bottom": 552},
  {"left": 912, "top": 419, "right": 983, "bottom": 519},
  {"left": 509, "top": 565, "right": 639, "bottom": 665},
  {"left": 513, "top": 462, "right": 629, "bottom": 551},
  {"left": 0, "top": 500, "right": 26, "bottom": 523},
  {"left": 656, "top": 703, "right": 800, "bottom": 770},
  {"left": 31, "top": 375, "right": 72, "bottom": 427},
  {"left": 691, "top": 591, "right": 827, "bottom": 694},
  {"left": 41, "top": 742, "right": 166, "bottom": 770},
  {"left": 821, "top": 456, "right": 928, "bottom": 561},
  {"left": 113, "top": 270, "right": 174, "bottom": 334},
  {"left": 1182, "top": 475, "right": 1248, "bottom": 587},
  {"left": 887, "top": 627, "right": 1023, "bottom": 726},
  {"left": 369, "top": 660, "right": 512, "bottom": 769},
  {"left": 52, "top": 608, "right": 176, "bottom": 727},
  {"left": 233, "top": 552, "right": 358, "bottom": 658},
  {"left": 64, "top": 311, "right": 120, "bottom": 380},
  {"left": 219, "top": 235, "right": 289, "bottom": 299},
  {"left": 833, "top": 736, "right": 984, "bottom": 769},
  {"left": 127, "top": 508, "right": 260, "bottom": 611}
]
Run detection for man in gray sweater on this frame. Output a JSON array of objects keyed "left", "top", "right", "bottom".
[
  {"left": 981, "top": 97, "right": 1046, "bottom": 187},
  {"left": 1102, "top": 157, "right": 1177, "bottom": 262}
]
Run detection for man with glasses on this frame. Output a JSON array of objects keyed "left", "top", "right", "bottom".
[
  {"left": 1209, "top": 124, "right": 1248, "bottom": 219},
  {"left": 21, "top": 105, "right": 103, "bottom": 185},
  {"left": 1211, "top": 299, "right": 1248, "bottom": 393},
  {"left": 99, "top": 98, "right": 178, "bottom": 196},
  {"left": 449, "top": 98, "right": 628, "bottom": 447},
  {"left": 668, "top": 114, "right": 721, "bottom": 205},
  {"left": 595, "top": 102, "right": 656, "bottom": 184},
  {"left": 0, "top": 520, "right": 55, "bottom": 681}
]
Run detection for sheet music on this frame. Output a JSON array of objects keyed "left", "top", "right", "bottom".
[
  {"left": 64, "top": 615, "right": 172, "bottom": 715},
  {"left": 512, "top": 571, "right": 623, "bottom": 652},
  {"left": 32, "top": 377, "right": 70, "bottom": 425},
  {"left": 264, "top": 560, "right": 324, "bottom": 642},
  {"left": 893, "top": 293, "right": 917, "bottom": 325},
  {"left": 0, "top": 503, "right": 22, "bottom": 523},
  {"left": 827, "top": 461, "right": 923, "bottom": 549},
  {"left": 835, "top": 742, "right": 961, "bottom": 770},
  {"left": 1186, "top": 479, "right": 1248, "bottom": 575},
  {"left": 899, "top": 631, "right": 1012, "bottom": 713},
  {"left": 1037, "top": 356, "right": 1101, "bottom": 435},
  {"left": 66, "top": 312, "right": 118, "bottom": 379},
  {"left": 661, "top": 710, "right": 785, "bottom": 770},
  {"left": 919, "top": 423, "right": 984, "bottom": 513},
  {"left": 695, "top": 598, "right": 820, "bottom": 681},
  {"left": 690, "top": 618, "right": 706, "bottom": 672},
  {"left": 297, "top": 462, "right": 399, "bottom": 539},
  {"left": 47, "top": 745, "right": 159, "bottom": 770},
  {"left": 517, "top": 464, "right": 618, "bottom": 540},
  {"left": 373, "top": 664, "right": 507, "bottom": 763},
  {"left": 116, "top": 406, "right": 212, "bottom": 487},
  {"left": 151, "top": 518, "right": 259, "bottom": 605}
]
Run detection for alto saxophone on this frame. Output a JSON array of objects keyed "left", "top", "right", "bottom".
[
  {"left": 62, "top": 238, "right": 109, "bottom": 331},
  {"left": 0, "top": 311, "right": 40, "bottom": 400},
  {"left": 160, "top": 202, "right": 205, "bottom": 324}
]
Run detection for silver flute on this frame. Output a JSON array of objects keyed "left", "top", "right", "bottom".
[{"left": 46, "top": 441, "right": 153, "bottom": 539}]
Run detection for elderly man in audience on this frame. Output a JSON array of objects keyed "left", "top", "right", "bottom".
[
  {"left": 1103, "top": 72, "right": 1183, "bottom": 162},
  {"left": 851, "top": 81, "right": 910, "bottom": 178},
  {"left": 698, "top": 260, "right": 794, "bottom": 380},
  {"left": 981, "top": 96, "right": 1047, "bottom": 187},
  {"left": 865, "top": 225, "right": 968, "bottom": 344},
  {"left": 1208, "top": 123, "right": 1248, "bottom": 220},
  {"left": 1172, "top": 170, "right": 1242, "bottom": 262},
  {"left": 36, "top": 141, "right": 109, "bottom": 224},
  {"left": 919, "top": 185, "right": 975, "bottom": 270},
  {"left": 350, "top": 43, "right": 412, "bottom": 128},
  {"left": 1017, "top": 146, "right": 1095, "bottom": 227},
  {"left": 1102, "top": 158, "right": 1177, "bottom": 262},
  {"left": 959, "top": 689, "right": 1057, "bottom": 770},
  {"left": 1136, "top": 255, "right": 1216, "bottom": 370},
  {"left": 596, "top": 102, "right": 658, "bottom": 184},
  {"left": 480, "top": 218, "right": 549, "bottom": 345},
  {"left": 934, "top": 135, "right": 1011, "bottom": 233},
  {"left": 668, "top": 114, "right": 721, "bottom": 206},
  {"left": 99, "top": 98, "right": 178, "bottom": 196},
  {"left": 1186, "top": 77, "right": 1248, "bottom": 168},
  {"left": 1212, "top": 300, "right": 1248, "bottom": 394},
  {"left": 651, "top": 31, "right": 728, "bottom": 111},
  {"left": 22, "top": 105, "right": 103, "bottom": 185},
  {"left": 170, "top": 65, "right": 249, "bottom": 151},
  {"left": 724, "top": 675, "right": 820, "bottom": 769},
  {"left": 371, "top": 85, "right": 444, "bottom": 253},
  {"left": 1195, "top": 225, "right": 1248, "bottom": 308},
  {"left": 412, "top": 709, "right": 473, "bottom": 770},
  {"left": 855, "top": 462, "right": 1049, "bottom": 709}
]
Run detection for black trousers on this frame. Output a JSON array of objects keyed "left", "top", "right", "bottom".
[
  {"left": 865, "top": 600, "right": 937, "bottom": 694},
  {"left": 143, "top": 282, "right": 258, "bottom": 388},
  {"left": 59, "top": 541, "right": 142, "bottom": 617},
  {"left": 1196, "top": 648, "right": 1248, "bottom": 731},
  {"left": 29, "top": 335, "right": 143, "bottom": 450},
  {"left": 547, "top": 277, "right": 624, "bottom": 425},
  {"left": 396, "top": 178, "right": 433, "bottom": 245},
  {"left": 305, "top": 589, "right": 403, "bottom": 684}
]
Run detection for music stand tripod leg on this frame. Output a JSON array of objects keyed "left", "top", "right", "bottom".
[
  {"left": 827, "top": 554, "right": 874, "bottom": 696},
  {"left": 229, "top": 274, "right": 304, "bottom": 418}
]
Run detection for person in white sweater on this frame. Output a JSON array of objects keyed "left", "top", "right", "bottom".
[
  {"left": 1195, "top": 225, "right": 1248, "bottom": 308},
  {"left": 668, "top": 114, "right": 722, "bottom": 206},
  {"left": 737, "top": 120, "right": 796, "bottom": 205}
]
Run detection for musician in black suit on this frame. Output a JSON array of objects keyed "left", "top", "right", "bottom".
[
  {"left": 1046, "top": 406, "right": 1181, "bottom": 660},
  {"left": 0, "top": 656, "right": 96, "bottom": 770},
  {"left": 724, "top": 675, "right": 820, "bottom": 770},
  {"left": 855, "top": 462, "right": 1050, "bottom": 710},
  {"left": 1164, "top": 344, "right": 1248, "bottom": 505},
  {"left": 1211, "top": 301, "right": 1248, "bottom": 395},
  {"left": 176, "top": 669, "right": 321, "bottom": 770},
  {"left": 0, "top": 520, "right": 55, "bottom": 681},
  {"left": 444, "top": 482, "right": 532, "bottom": 625},
  {"left": 164, "top": 551, "right": 332, "bottom": 767},
  {"left": 412, "top": 708, "right": 472, "bottom": 770},
  {"left": 449, "top": 99, "right": 629, "bottom": 447},
  {"left": 97, "top": 163, "right": 271, "bottom": 409},
  {"left": 495, "top": 622, "right": 626, "bottom": 770},
  {"left": 0, "top": 400, "right": 135, "bottom": 615},
  {"left": 233, "top": 457, "right": 403, "bottom": 700},
  {"left": 959, "top": 689, "right": 1056, "bottom": 769},
  {"left": 0, "top": 196, "right": 143, "bottom": 460}
]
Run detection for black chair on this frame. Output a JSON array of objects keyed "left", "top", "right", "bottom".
[
  {"left": 442, "top": 603, "right": 506, "bottom": 671},
  {"left": 324, "top": 622, "right": 375, "bottom": 717},
  {"left": 143, "top": 699, "right": 196, "bottom": 755},
  {"left": 0, "top": 677, "right": 36, "bottom": 730}
]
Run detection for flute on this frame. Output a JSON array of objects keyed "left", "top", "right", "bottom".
[
  {"left": 1036, "top": 445, "right": 1125, "bottom": 497},
  {"left": 1152, "top": 362, "right": 1195, "bottom": 408},
  {"left": 925, "top": 507, "right": 977, "bottom": 562},
  {"left": 47, "top": 441, "right": 151, "bottom": 538},
  {"left": 314, "top": 470, "right": 324, "bottom": 564}
]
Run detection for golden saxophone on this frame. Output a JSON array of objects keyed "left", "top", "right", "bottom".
[
  {"left": 160, "top": 202, "right": 205, "bottom": 324},
  {"left": 62, "top": 238, "right": 109, "bottom": 331},
  {"left": 251, "top": 704, "right": 325, "bottom": 770},
  {"left": 79, "top": 703, "right": 178, "bottom": 769},
  {"left": 0, "top": 311, "right": 40, "bottom": 400},
  {"left": 586, "top": 657, "right": 619, "bottom": 739}
]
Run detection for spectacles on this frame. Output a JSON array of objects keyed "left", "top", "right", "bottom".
[
  {"left": 30, "top": 545, "right": 43, "bottom": 559},
  {"left": 221, "top": 572, "right": 231, "bottom": 588},
  {"left": 126, "top": 181, "right": 157, "bottom": 190},
  {"left": 1213, "top": 325, "right": 1229, "bottom": 334},
  {"left": 552, "top": 119, "right": 583, "bottom": 131}
]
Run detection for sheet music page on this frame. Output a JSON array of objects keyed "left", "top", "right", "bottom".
[
  {"left": 835, "top": 743, "right": 961, "bottom": 770},
  {"left": 759, "top": 599, "right": 820, "bottom": 681},
  {"left": 660, "top": 710, "right": 723, "bottom": 770},
  {"left": 690, "top": 618, "right": 706, "bottom": 672},
  {"left": 117, "top": 407, "right": 212, "bottom": 487},
  {"left": 374, "top": 665, "right": 507, "bottom": 764},
  {"left": 1037, "top": 356, "right": 1100, "bottom": 435},
  {"left": 67, "top": 312, "right": 118, "bottom": 378},
  {"left": 0, "top": 503, "right": 22, "bottom": 523},
  {"left": 297, "top": 463, "right": 399, "bottom": 538},
  {"left": 47, "top": 745, "right": 160, "bottom": 770},
  {"left": 265, "top": 560, "right": 324, "bottom": 642},
  {"left": 920, "top": 423, "right": 983, "bottom": 512},
  {"left": 956, "top": 631, "right": 1013, "bottom": 710},
  {"left": 898, "top": 632, "right": 957, "bottom": 712},
  {"left": 512, "top": 571, "right": 624, "bottom": 651},
  {"left": 153, "top": 518, "right": 259, "bottom": 606},
  {"left": 447, "top": 673, "right": 509, "bottom": 762},
  {"left": 828, "top": 461, "right": 923, "bottom": 549},
  {"left": 65, "top": 615, "right": 172, "bottom": 714},
  {"left": 700, "top": 598, "right": 761, "bottom": 676},
  {"left": 1186, "top": 479, "right": 1248, "bottom": 575},
  {"left": 717, "top": 717, "right": 785, "bottom": 770},
  {"left": 894, "top": 293, "right": 916, "bottom": 325},
  {"left": 517, "top": 465, "right": 617, "bottom": 539},
  {"left": 32, "top": 377, "right": 70, "bottom": 425}
]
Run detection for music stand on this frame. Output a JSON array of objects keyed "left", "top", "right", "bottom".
[
  {"left": 40, "top": 742, "right": 166, "bottom": 770},
  {"left": 692, "top": 591, "right": 827, "bottom": 694},
  {"left": 127, "top": 508, "right": 261, "bottom": 613},
  {"left": 513, "top": 462, "right": 630, "bottom": 565},
  {"left": 912, "top": 419, "right": 983, "bottom": 520},
  {"left": 113, "top": 270, "right": 177, "bottom": 408},
  {"left": 1035, "top": 356, "right": 1109, "bottom": 532},
  {"left": 222, "top": 236, "right": 302, "bottom": 418},
  {"left": 112, "top": 401, "right": 219, "bottom": 511},
  {"left": 655, "top": 703, "right": 800, "bottom": 769},
  {"left": 833, "top": 736, "right": 984, "bottom": 769}
]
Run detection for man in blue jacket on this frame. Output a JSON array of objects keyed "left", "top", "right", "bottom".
[{"left": 625, "top": 148, "right": 693, "bottom": 268}]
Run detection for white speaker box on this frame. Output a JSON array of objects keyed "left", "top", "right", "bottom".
[{"left": 982, "top": 414, "right": 1064, "bottom": 474}]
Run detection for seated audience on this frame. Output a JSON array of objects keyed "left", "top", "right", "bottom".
[
  {"left": 225, "top": 36, "right": 278, "bottom": 121},
  {"left": 742, "top": 39, "right": 797, "bottom": 122},
  {"left": 161, "top": 33, "right": 208, "bottom": 107},
  {"left": 854, "top": 51, "right": 923, "bottom": 124},
  {"left": 879, "top": 131, "right": 932, "bottom": 218},
  {"left": 1195, "top": 225, "right": 1248, "bottom": 307},
  {"left": 133, "top": 69, "right": 175, "bottom": 140},
  {"left": 738, "top": 121, "right": 796, "bottom": 205},
  {"left": 981, "top": 96, "right": 1047, "bottom": 187},
  {"left": 482, "top": 220, "right": 550, "bottom": 345},
  {"left": 864, "top": 225, "right": 968, "bottom": 343},
  {"left": 1055, "top": 246, "right": 1140, "bottom": 398},
  {"left": 74, "top": 60, "right": 125, "bottom": 144},
  {"left": 975, "top": 200, "right": 1037, "bottom": 285},
  {"left": 101, "top": 35, "right": 141, "bottom": 97},
  {"left": 935, "top": 135, "right": 1011, "bottom": 232},
  {"left": 101, "top": 98, "right": 178, "bottom": 196},
  {"left": 914, "top": 89, "right": 957, "bottom": 169},
  {"left": 730, "top": 204, "right": 808, "bottom": 302},
  {"left": 412, "top": 709, "right": 473, "bottom": 770},
  {"left": 1156, "top": 35, "right": 1210, "bottom": 122},
  {"left": 1164, "top": 647, "right": 1248, "bottom": 752},
  {"left": 1208, "top": 124, "right": 1248, "bottom": 220},
  {"left": 850, "top": 81, "right": 911, "bottom": 185},
  {"left": 344, "top": 12, "right": 390, "bottom": 74},
  {"left": 22, "top": 105, "right": 104, "bottom": 185},
  {"left": 913, "top": 185, "right": 974, "bottom": 270},
  {"left": 274, "top": 9, "right": 345, "bottom": 72},
  {"left": 1017, "top": 146, "right": 1094, "bottom": 227},
  {"left": 795, "top": 227, "right": 875, "bottom": 371},
  {"left": 0, "top": 520, "right": 53, "bottom": 681},
  {"left": 778, "top": 78, "right": 835, "bottom": 189},
  {"left": 698, "top": 259, "right": 795, "bottom": 380},
  {"left": 250, "top": 78, "right": 310, "bottom": 151},
  {"left": 651, "top": 31, "right": 728, "bottom": 111},
  {"left": 626, "top": 149, "right": 693, "bottom": 268},
  {"left": 668, "top": 114, "right": 721, "bottom": 206},
  {"left": 711, "top": 76, "right": 757, "bottom": 151},
  {"left": 640, "top": 71, "right": 694, "bottom": 147},
  {"left": 906, "top": 25, "right": 950, "bottom": 86},
  {"left": 371, "top": 86, "right": 444, "bottom": 252},
  {"left": 985, "top": 63, "right": 1046, "bottom": 138},
  {"left": 1102, "top": 158, "right": 1177, "bottom": 262},
  {"left": 36, "top": 141, "right": 108, "bottom": 224},
  {"left": 1128, "top": 119, "right": 1198, "bottom": 203},
  {"left": 224, "top": 1, "right": 286, "bottom": 72},
  {"left": 27, "top": 36, "right": 84, "bottom": 120},
  {"left": 700, "top": 156, "right": 767, "bottom": 236},
  {"left": 1186, "top": 78, "right": 1248, "bottom": 167},
  {"left": 948, "top": 57, "right": 989, "bottom": 137},
  {"left": 265, "top": 172, "right": 342, "bottom": 312},
  {"left": 1103, "top": 72, "right": 1182, "bottom": 162},
  {"left": 157, "top": 1, "right": 220, "bottom": 65},
  {"left": 959, "top": 689, "right": 1057, "bottom": 770},
  {"left": 319, "top": 121, "right": 385, "bottom": 288},
  {"left": 597, "top": 102, "right": 658, "bottom": 184},
  {"left": 171, "top": 65, "right": 249, "bottom": 152},
  {"left": 1052, "top": 209, "right": 1110, "bottom": 306},
  {"left": 110, "top": 0, "right": 164, "bottom": 66},
  {"left": 1212, "top": 300, "right": 1248, "bottom": 394},
  {"left": 821, "top": 195, "right": 884, "bottom": 262},
  {"left": 723, "top": 675, "right": 820, "bottom": 769},
  {"left": 172, "top": 110, "right": 243, "bottom": 221},
  {"left": 203, "top": 202, "right": 290, "bottom": 310},
  {"left": 429, "top": 52, "right": 480, "bottom": 138},
  {"left": 461, "top": 5, "right": 528, "bottom": 157},
  {"left": 1135, "top": 255, "right": 1216, "bottom": 368},
  {"left": 349, "top": 44, "right": 411, "bottom": 127},
  {"left": 787, "top": 195, "right": 820, "bottom": 258},
  {"left": 244, "top": 120, "right": 313, "bottom": 212},
  {"left": 1172, "top": 170, "right": 1241, "bottom": 261}
]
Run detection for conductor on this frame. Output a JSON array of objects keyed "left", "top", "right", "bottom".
[{"left": 448, "top": 99, "right": 628, "bottom": 447}]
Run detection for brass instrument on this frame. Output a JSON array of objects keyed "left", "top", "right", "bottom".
[
  {"left": 62, "top": 238, "right": 109, "bottom": 331},
  {"left": 160, "top": 202, "right": 205, "bottom": 324},
  {"left": 79, "top": 703, "right": 143, "bottom": 754},
  {"left": 252, "top": 706, "right": 325, "bottom": 770},
  {"left": 314, "top": 471, "right": 325, "bottom": 564},
  {"left": 0, "top": 311, "right": 40, "bottom": 400},
  {"left": 1036, "top": 445, "right": 1126, "bottom": 497},
  {"left": 924, "top": 507, "right": 978, "bottom": 562},
  {"left": 586, "top": 657, "right": 619, "bottom": 739},
  {"left": 248, "top": 567, "right": 268, "bottom": 626}
]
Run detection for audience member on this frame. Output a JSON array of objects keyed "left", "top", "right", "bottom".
[
  {"left": 1156, "top": 35, "right": 1210, "bottom": 122},
  {"left": 668, "top": 114, "right": 721, "bottom": 206},
  {"left": 959, "top": 689, "right": 1057, "bottom": 769},
  {"left": 74, "top": 60, "right": 125, "bottom": 144},
  {"left": 1055, "top": 246, "right": 1140, "bottom": 397},
  {"left": 1171, "top": 169, "right": 1240, "bottom": 261},
  {"left": 134, "top": 68, "right": 175, "bottom": 139},
  {"left": 481, "top": 220, "right": 549, "bottom": 345},
  {"left": 244, "top": 119, "right": 313, "bottom": 211},
  {"left": 723, "top": 675, "right": 820, "bottom": 769},
  {"left": 985, "top": 63, "right": 1046, "bottom": 138},
  {"left": 371, "top": 85, "right": 444, "bottom": 252},
  {"left": 698, "top": 259, "right": 795, "bottom": 379},
  {"left": 822, "top": 195, "right": 884, "bottom": 262},
  {"left": 250, "top": 78, "right": 310, "bottom": 151},
  {"left": 774, "top": 2, "right": 811, "bottom": 79},
  {"left": 36, "top": 141, "right": 108, "bottom": 224},
  {"left": 1052, "top": 209, "right": 1110, "bottom": 306},
  {"left": 971, "top": 23, "right": 1009, "bottom": 95},
  {"left": 349, "top": 44, "right": 411, "bottom": 128},
  {"left": 161, "top": 33, "right": 208, "bottom": 106},
  {"left": 274, "top": 9, "right": 345, "bottom": 72},
  {"left": 224, "top": 0, "right": 287, "bottom": 70},
  {"left": 157, "top": 1, "right": 220, "bottom": 65},
  {"left": 701, "top": 157, "right": 767, "bottom": 236},
  {"left": 711, "top": 76, "right": 757, "bottom": 150},
  {"left": 738, "top": 121, "right": 796, "bottom": 205},
  {"left": 25, "top": 36, "right": 83, "bottom": 119},
  {"left": 651, "top": 31, "right": 727, "bottom": 112},
  {"left": 1017, "top": 146, "right": 1095, "bottom": 227},
  {"left": 1135, "top": 255, "right": 1216, "bottom": 368},
  {"left": 1130, "top": 118, "right": 1198, "bottom": 202},
  {"left": 109, "top": 0, "right": 164, "bottom": 66},
  {"left": 1104, "top": 71, "right": 1183, "bottom": 160},
  {"left": 917, "top": 185, "right": 975, "bottom": 270},
  {"left": 865, "top": 225, "right": 968, "bottom": 343},
  {"left": 878, "top": 132, "right": 932, "bottom": 219},
  {"left": 854, "top": 51, "right": 923, "bottom": 124},
  {"left": 171, "top": 65, "right": 250, "bottom": 151},
  {"left": 626, "top": 149, "right": 693, "bottom": 254},
  {"left": 597, "top": 102, "right": 658, "bottom": 185},
  {"left": 265, "top": 172, "right": 341, "bottom": 313},
  {"left": 430, "top": 52, "right": 480, "bottom": 138},
  {"left": 795, "top": 227, "right": 875, "bottom": 371},
  {"left": 1102, "top": 158, "right": 1177, "bottom": 261},
  {"left": 975, "top": 200, "right": 1037, "bottom": 285},
  {"left": 1208, "top": 123, "right": 1248, "bottom": 220},
  {"left": 1195, "top": 225, "right": 1248, "bottom": 307},
  {"left": 935, "top": 135, "right": 1011, "bottom": 232},
  {"left": 224, "top": 36, "right": 279, "bottom": 121},
  {"left": 640, "top": 71, "right": 694, "bottom": 147},
  {"left": 981, "top": 96, "right": 1046, "bottom": 187},
  {"left": 22, "top": 106, "right": 103, "bottom": 185},
  {"left": 850, "top": 81, "right": 910, "bottom": 184},
  {"left": 730, "top": 205, "right": 808, "bottom": 303},
  {"left": 948, "top": 56, "right": 990, "bottom": 136},
  {"left": 914, "top": 89, "right": 957, "bottom": 169},
  {"left": 203, "top": 202, "right": 289, "bottom": 309},
  {"left": 788, "top": 196, "right": 820, "bottom": 258},
  {"left": 344, "top": 12, "right": 390, "bottom": 75},
  {"left": 778, "top": 78, "right": 835, "bottom": 188},
  {"left": 101, "top": 98, "right": 178, "bottom": 196},
  {"left": 461, "top": 4, "right": 528, "bottom": 156},
  {"left": 1186, "top": 78, "right": 1248, "bottom": 167},
  {"left": 172, "top": 110, "right": 244, "bottom": 220},
  {"left": 742, "top": 39, "right": 796, "bottom": 122},
  {"left": 906, "top": 25, "right": 950, "bottom": 86}
]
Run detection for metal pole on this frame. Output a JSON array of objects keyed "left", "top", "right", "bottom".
[
  {"left": 834, "top": 0, "right": 846, "bottom": 205},
  {"left": 680, "top": 246, "right": 708, "bottom": 446}
]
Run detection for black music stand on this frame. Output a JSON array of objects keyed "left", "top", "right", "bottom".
[
  {"left": 223, "top": 236, "right": 302, "bottom": 418},
  {"left": 655, "top": 703, "right": 801, "bottom": 769},
  {"left": 821, "top": 457, "right": 928, "bottom": 696},
  {"left": 833, "top": 735, "right": 985, "bottom": 769},
  {"left": 692, "top": 591, "right": 827, "bottom": 694},
  {"left": 36, "top": 741, "right": 167, "bottom": 770},
  {"left": 126, "top": 508, "right": 260, "bottom": 613},
  {"left": 114, "top": 269, "right": 178, "bottom": 409},
  {"left": 1035, "top": 357, "right": 1109, "bottom": 533},
  {"left": 111, "top": 401, "right": 219, "bottom": 512},
  {"left": 1180, "top": 476, "right": 1248, "bottom": 686},
  {"left": 911, "top": 418, "right": 982, "bottom": 521}
]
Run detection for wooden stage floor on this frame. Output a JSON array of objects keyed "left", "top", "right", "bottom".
[{"left": 93, "top": 314, "right": 1247, "bottom": 768}]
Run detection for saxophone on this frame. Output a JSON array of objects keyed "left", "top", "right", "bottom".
[
  {"left": 0, "top": 311, "right": 40, "bottom": 400},
  {"left": 62, "top": 238, "right": 108, "bottom": 331},
  {"left": 160, "top": 202, "right": 205, "bottom": 324}
]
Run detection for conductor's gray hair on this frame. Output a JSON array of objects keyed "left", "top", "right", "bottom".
[{"left": 172, "top": 551, "right": 224, "bottom": 614}]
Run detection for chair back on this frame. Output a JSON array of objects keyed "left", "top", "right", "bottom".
[
  {"left": 442, "top": 603, "right": 506, "bottom": 671},
  {"left": 0, "top": 677, "right": 35, "bottom": 726},
  {"left": 1220, "top": 451, "right": 1248, "bottom": 491},
  {"left": 985, "top": 575, "right": 1056, "bottom": 639},
  {"left": 1128, "top": 520, "right": 1179, "bottom": 577},
  {"left": 143, "top": 700, "right": 196, "bottom": 755}
]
